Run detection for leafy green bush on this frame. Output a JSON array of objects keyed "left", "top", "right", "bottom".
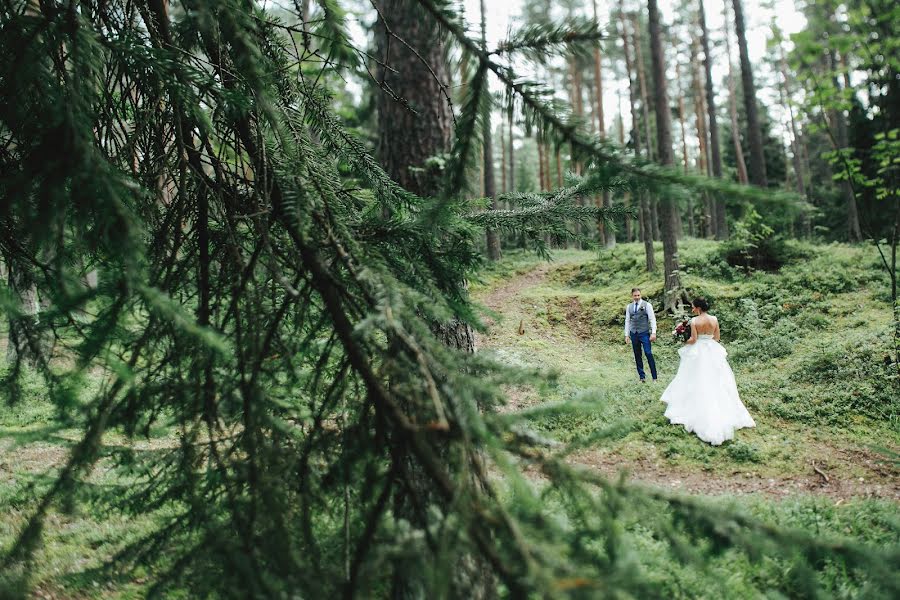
[
  {"left": 726, "top": 440, "right": 762, "bottom": 463},
  {"left": 720, "top": 208, "right": 798, "bottom": 272}
]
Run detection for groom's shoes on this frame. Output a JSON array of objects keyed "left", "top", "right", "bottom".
[{"left": 640, "top": 379, "right": 646, "bottom": 383}]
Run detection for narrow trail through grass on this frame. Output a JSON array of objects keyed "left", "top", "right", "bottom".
[{"left": 473, "top": 245, "right": 899, "bottom": 501}]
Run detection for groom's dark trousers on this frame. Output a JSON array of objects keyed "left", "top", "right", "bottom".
[{"left": 629, "top": 331, "right": 657, "bottom": 381}]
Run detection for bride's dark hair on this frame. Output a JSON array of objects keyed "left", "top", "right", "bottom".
[{"left": 692, "top": 297, "right": 710, "bottom": 312}]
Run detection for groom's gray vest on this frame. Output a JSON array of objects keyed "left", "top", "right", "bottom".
[{"left": 628, "top": 301, "right": 651, "bottom": 334}]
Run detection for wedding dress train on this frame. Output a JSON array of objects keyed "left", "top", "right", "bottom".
[{"left": 660, "top": 335, "right": 755, "bottom": 445}]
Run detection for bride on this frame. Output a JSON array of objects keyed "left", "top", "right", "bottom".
[{"left": 660, "top": 298, "right": 755, "bottom": 445}]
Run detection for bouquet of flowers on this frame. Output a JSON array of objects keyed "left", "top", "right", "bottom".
[{"left": 672, "top": 317, "right": 691, "bottom": 343}]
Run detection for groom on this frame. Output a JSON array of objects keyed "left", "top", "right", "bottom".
[{"left": 624, "top": 287, "right": 658, "bottom": 383}]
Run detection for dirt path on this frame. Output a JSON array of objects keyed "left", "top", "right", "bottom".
[
  {"left": 480, "top": 262, "right": 558, "bottom": 313},
  {"left": 475, "top": 261, "right": 900, "bottom": 502}
]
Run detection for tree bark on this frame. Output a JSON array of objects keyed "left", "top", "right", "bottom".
[
  {"left": 500, "top": 118, "right": 507, "bottom": 195},
  {"left": 508, "top": 110, "right": 516, "bottom": 193},
  {"left": 5, "top": 262, "right": 40, "bottom": 366},
  {"left": 481, "top": 0, "right": 500, "bottom": 260},
  {"left": 632, "top": 17, "right": 655, "bottom": 162},
  {"left": 648, "top": 0, "right": 682, "bottom": 308},
  {"left": 690, "top": 36, "right": 714, "bottom": 238},
  {"left": 376, "top": 2, "right": 451, "bottom": 198},
  {"left": 828, "top": 51, "right": 863, "bottom": 242},
  {"left": 699, "top": 0, "right": 728, "bottom": 239},
  {"left": 732, "top": 0, "right": 767, "bottom": 187},
  {"left": 620, "top": 8, "right": 655, "bottom": 270},
  {"left": 723, "top": 0, "right": 749, "bottom": 186},
  {"left": 375, "top": 3, "right": 484, "bottom": 596},
  {"left": 778, "top": 44, "right": 810, "bottom": 237},
  {"left": 593, "top": 0, "right": 615, "bottom": 248}
]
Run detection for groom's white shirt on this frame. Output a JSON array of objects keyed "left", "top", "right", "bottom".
[{"left": 624, "top": 300, "right": 657, "bottom": 336}]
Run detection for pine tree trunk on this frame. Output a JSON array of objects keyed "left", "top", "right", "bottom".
[
  {"left": 640, "top": 193, "right": 656, "bottom": 271},
  {"left": 593, "top": 0, "right": 615, "bottom": 249},
  {"left": 632, "top": 17, "right": 655, "bottom": 162},
  {"left": 375, "top": 4, "right": 484, "bottom": 596},
  {"left": 508, "top": 110, "right": 516, "bottom": 193},
  {"left": 648, "top": 0, "right": 682, "bottom": 309},
  {"left": 778, "top": 45, "right": 810, "bottom": 237},
  {"left": 676, "top": 62, "right": 690, "bottom": 173},
  {"left": 690, "top": 37, "right": 714, "bottom": 239},
  {"left": 620, "top": 9, "right": 653, "bottom": 267},
  {"left": 723, "top": 0, "right": 749, "bottom": 186},
  {"left": 5, "top": 262, "right": 40, "bottom": 366},
  {"left": 828, "top": 51, "right": 863, "bottom": 242},
  {"left": 376, "top": 3, "right": 451, "bottom": 199},
  {"left": 537, "top": 134, "right": 546, "bottom": 192},
  {"left": 732, "top": 0, "right": 767, "bottom": 187},
  {"left": 699, "top": 0, "right": 728, "bottom": 239},
  {"left": 500, "top": 119, "right": 507, "bottom": 195},
  {"left": 481, "top": 0, "right": 500, "bottom": 261}
]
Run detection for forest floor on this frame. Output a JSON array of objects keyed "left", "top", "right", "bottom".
[
  {"left": 471, "top": 241, "right": 900, "bottom": 502},
  {"left": 1, "top": 240, "right": 898, "bottom": 598}
]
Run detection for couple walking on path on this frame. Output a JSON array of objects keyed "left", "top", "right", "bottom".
[{"left": 624, "top": 287, "right": 755, "bottom": 446}]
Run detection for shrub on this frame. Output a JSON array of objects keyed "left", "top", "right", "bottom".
[
  {"left": 720, "top": 208, "right": 796, "bottom": 272},
  {"left": 726, "top": 441, "right": 762, "bottom": 463}
]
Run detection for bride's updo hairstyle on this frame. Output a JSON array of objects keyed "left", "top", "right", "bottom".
[{"left": 692, "top": 297, "right": 710, "bottom": 312}]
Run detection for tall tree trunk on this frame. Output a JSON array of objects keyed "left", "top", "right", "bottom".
[
  {"left": 723, "top": 0, "right": 749, "bottom": 186},
  {"left": 508, "top": 109, "right": 516, "bottom": 193},
  {"left": 828, "top": 51, "right": 863, "bottom": 242},
  {"left": 376, "top": 3, "right": 451, "bottom": 198},
  {"left": 691, "top": 36, "right": 714, "bottom": 238},
  {"left": 5, "top": 263, "right": 40, "bottom": 366},
  {"left": 593, "top": 0, "right": 615, "bottom": 248},
  {"left": 675, "top": 60, "right": 702, "bottom": 237},
  {"left": 620, "top": 8, "right": 655, "bottom": 270},
  {"left": 648, "top": 0, "right": 682, "bottom": 309},
  {"left": 375, "top": 4, "right": 485, "bottom": 596},
  {"left": 633, "top": 17, "right": 661, "bottom": 241},
  {"left": 676, "top": 62, "right": 690, "bottom": 173},
  {"left": 537, "top": 134, "right": 546, "bottom": 192},
  {"left": 556, "top": 149, "right": 563, "bottom": 189},
  {"left": 778, "top": 44, "right": 810, "bottom": 237},
  {"left": 481, "top": 0, "right": 500, "bottom": 261},
  {"left": 732, "top": 0, "right": 767, "bottom": 187},
  {"left": 500, "top": 118, "right": 507, "bottom": 195},
  {"left": 631, "top": 17, "right": 655, "bottom": 162},
  {"left": 699, "top": 0, "right": 728, "bottom": 239}
]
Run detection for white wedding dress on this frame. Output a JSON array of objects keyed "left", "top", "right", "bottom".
[{"left": 660, "top": 334, "right": 755, "bottom": 445}]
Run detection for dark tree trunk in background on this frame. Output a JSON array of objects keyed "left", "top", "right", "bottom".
[
  {"left": 481, "top": 0, "right": 501, "bottom": 260},
  {"left": 828, "top": 51, "right": 863, "bottom": 243},
  {"left": 508, "top": 110, "right": 516, "bottom": 193},
  {"left": 690, "top": 37, "right": 713, "bottom": 238},
  {"left": 723, "top": 0, "right": 749, "bottom": 186},
  {"left": 500, "top": 119, "right": 507, "bottom": 194},
  {"left": 376, "top": 1, "right": 451, "bottom": 198},
  {"left": 732, "top": 0, "right": 768, "bottom": 187},
  {"left": 620, "top": 8, "right": 655, "bottom": 271},
  {"left": 593, "top": 0, "right": 615, "bottom": 248},
  {"left": 778, "top": 44, "right": 810, "bottom": 237},
  {"left": 375, "top": 3, "right": 486, "bottom": 597},
  {"left": 699, "top": 0, "right": 728, "bottom": 239},
  {"left": 648, "top": 0, "right": 682, "bottom": 309},
  {"left": 5, "top": 262, "right": 40, "bottom": 365},
  {"left": 632, "top": 16, "right": 655, "bottom": 162}
]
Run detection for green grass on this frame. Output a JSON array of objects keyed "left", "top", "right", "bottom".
[
  {"left": 476, "top": 241, "right": 899, "bottom": 480},
  {"left": 0, "top": 239, "right": 897, "bottom": 598}
]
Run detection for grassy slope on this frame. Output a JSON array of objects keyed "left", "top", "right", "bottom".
[
  {"left": 472, "top": 240, "right": 899, "bottom": 494},
  {"left": 0, "top": 240, "right": 897, "bottom": 597}
]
